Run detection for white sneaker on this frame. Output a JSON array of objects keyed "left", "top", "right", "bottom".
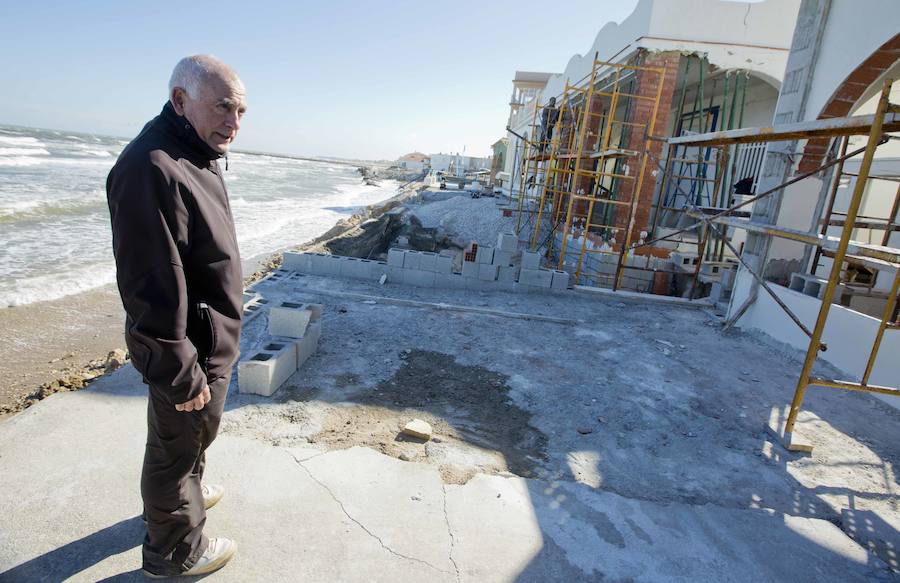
[
  {"left": 143, "top": 537, "right": 237, "bottom": 578},
  {"left": 202, "top": 483, "right": 225, "bottom": 510}
]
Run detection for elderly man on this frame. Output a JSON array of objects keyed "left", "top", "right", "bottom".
[{"left": 106, "top": 55, "right": 246, "bottom": 578}]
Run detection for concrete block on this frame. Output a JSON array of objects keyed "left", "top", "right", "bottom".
[
  {"left": 321, "top": 255, "right": 344, "bottom": 277},
  {"left": 403, "top": 251, "right": 422, "bottom": 271},
  {"left": 462, "top": 260, "right": 479, "bottom": 278},
  {"left": 519, "top": 268, "right": 553, "bottom": 288},
  {"left": 447, "top": 273, "right": 467, "bottom": 289},
  {"left": 269, "top": 304, "right": 313, "bottom": 338},
  {"left": 387, "top": 248, "right": 405, "bottom": 267},
  {"left": 364, "top": 260, "right": 386, "bottom": 281},
  {"left": 478, "top": 263, "right": 500, "bottom": 281},
  {"left": 434, "top": 274, "right": 452, "bottom": 289},
  {"left": 295, "top": 322, "right": 322, "bottom": 369},
  {"left": 497, "top": 281, "right": 519, "bottom": 293},
  {"left": 338, "top": 257, "right": 361, "bottom": 278},
  {"left": 436, "top": 254, "right": 453, "bottom": 274},
  {"left": 464, "top": 277, "right": 492, "bottom": 291},
  {"left": 521, "top": 251, "right": 541, "bottom": 270},
  {"left": 497, "top": 232, "right": 518, "bottom": 252},
  {"left": 671, "top": 252, "right": 699, "bottom": 272},
  {"left": 238, "top": 341, "right": 297, "bottom": 397},
  {"left": 493, "top": 250, "right": 513, "bottom": 267},
  {"left": 418, "top": 252, "right": 438, "bottom": 272},
  {"left": 498, "top": 265, "right": 519, "bottom": 283},
  {"left": 387, "top": 267, "right": 405, "bottom": 283},
  {"left": 721, "top": 266, "right": 737, "bottom": 288},
  {"left": 282, "top": 252, "right": 311, "bottom": 273},
  {"left": 309, "top": 253, "right": 330, "bottom": 275},
  {"left": 277, "top": 301, "right": 322, "bottom": 322},
  {"left": 475, "top": 246, "right": 495, "bottom": 265},
  {"left": 404, "top": 269, "right": 435, "bottom": 288},
  {"left": 550, "top": 270, "right": 570, "bottom": 290}
]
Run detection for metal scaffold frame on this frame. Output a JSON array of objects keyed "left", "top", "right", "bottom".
[
  {"left": 640, "top": 79, "right": 900, "bottom": 452},
  {"left": 516, "top": 58, "right": 669, "bottom": 291}
]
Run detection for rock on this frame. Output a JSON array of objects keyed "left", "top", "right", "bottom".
[
  {"left": 577, "top": 426, "right": 594, "bottom": 435},
  {"left": 401, "top": 419, "right": 432, "bottom": 441},
  {"left": 399, "top": 452, "right": 412, "bottom": 461},
  {"left": 104, "top": 349, "right": 128, "bottom": 372},
  {"left": 597, "top": 416, "right": 607, "bottom": 423}
]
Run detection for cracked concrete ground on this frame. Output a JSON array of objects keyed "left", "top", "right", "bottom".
[{"left": 1, "top": 270, "right": 898, "bottom": 581}]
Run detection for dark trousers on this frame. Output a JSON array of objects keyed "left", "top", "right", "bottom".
[
  {"left": 141, "top": 371, "right": 230, "bottom": 575},
  {"left": 539, "top": 124, "right": 554, "bottom": 150}
]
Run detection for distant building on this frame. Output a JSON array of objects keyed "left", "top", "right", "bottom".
[
  {"left": 490, "top": 138, "right": 508, "bottom": 187},
  {"left": 396, "top": 152, "right": 430, "bottom": 172},
  {"left": 430, "top": 153, "right": 492, "bottom": 177}
]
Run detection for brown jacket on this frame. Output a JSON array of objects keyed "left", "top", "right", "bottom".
[{"left": 107, "top": 103, "right": 243, "bottom": 405}]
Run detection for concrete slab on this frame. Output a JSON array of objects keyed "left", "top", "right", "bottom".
[
  {"left": 447, "top": 474, "right": 888, "bottom": 583},
  {"left": 0, "top": 374, "right": 889, "bottom": 582}
]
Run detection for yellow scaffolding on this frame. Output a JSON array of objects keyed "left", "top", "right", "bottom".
[
  {"left": 524, "top": 59, "right": 668, "bottom": 291},
  {"left": 646, "top": 79, "right": 900, "bottom": 452}
]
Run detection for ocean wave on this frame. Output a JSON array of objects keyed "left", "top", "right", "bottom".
[
  {"left": 0, "top": 135, "right": 45, "bottom": 147},
  {"left": 0, "top": 157, "right": 46, "bottom": 167},
  {"left": 0, "top": 147, "right": 51, "bottom": 156},
  {"left": 0, "top": 156, "right": 115, "bottom": 168},
  {"left": 0, "top": 197, "right": 107, "bottom": 224},
  {"left": 0, "top": 264, "right": 117, "bottom": 308}
]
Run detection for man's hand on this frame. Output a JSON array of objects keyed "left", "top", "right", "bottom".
[{"left": 175, "top": 385, "right": 211, "bottom": 412}]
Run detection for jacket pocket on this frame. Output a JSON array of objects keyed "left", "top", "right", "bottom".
[{"left": 187, "top": 301, "right": 217, "bottom": 376}]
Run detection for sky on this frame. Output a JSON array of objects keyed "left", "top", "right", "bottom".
[{"left": 0, "top": 0, "right": 639, "bottom": 159}]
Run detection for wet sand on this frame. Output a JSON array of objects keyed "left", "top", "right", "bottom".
[{"left": 0, "top": 285, "right": 125, "bottom": 413}]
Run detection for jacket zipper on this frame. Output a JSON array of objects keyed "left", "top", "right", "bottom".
[{"left": 197, "top": 302, "right": 216, "bottom": 376}]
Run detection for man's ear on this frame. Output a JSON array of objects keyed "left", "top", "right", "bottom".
[{"left": 170, "top": 87, "right": 187, "bottom": 116}]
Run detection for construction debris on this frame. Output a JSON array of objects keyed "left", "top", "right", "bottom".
[{"left": 401, "top": 419, "right": 433, "bottom": 441}]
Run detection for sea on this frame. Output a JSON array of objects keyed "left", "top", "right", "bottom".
[{"left": 0, "top": 124, "right": 399, "bottom": 308}]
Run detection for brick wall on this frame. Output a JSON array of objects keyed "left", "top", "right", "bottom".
[
  {"left": 797, "top": 33, "right": 900, "bottom": 174},
  {"left": 612, "top": 50, "right": 682, "bottom": 249}
]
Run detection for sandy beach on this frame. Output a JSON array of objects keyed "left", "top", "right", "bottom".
[{"left": 0, "top": 285, "right": 124, "bottom": 414}]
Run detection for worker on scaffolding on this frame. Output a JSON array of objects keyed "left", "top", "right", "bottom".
[{"left": 539, "top": 97, "right": 559, "bottom": 152}]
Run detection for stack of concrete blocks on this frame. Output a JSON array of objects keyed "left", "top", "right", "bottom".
[
  {"left": 281, "top": 248, "right": 571, "bottom": 294},
  {"left": 710, "top": 265, "right": 738, "bottom": 306},
  {"left": 518, "top": 249, "right": 568, "bottom": 291},
  {"left": 789, "top": 272, "right": 847, "bottom": 304},
  {"left": 283, "top": 252, "right": 388, "bottom": 283},
  {"left": 619, "top": 254, "right": 656, "bottom": 292},
  {"left": 387, "top": 248, "right": 460, "bottom": 288},
  {"left": 670, "top": 251, "right": 700, "bottom": 273},
  {"left": 238, "top": 301, "right": 323, "bottom": 397}
]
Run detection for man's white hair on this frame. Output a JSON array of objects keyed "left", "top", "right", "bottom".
[{"left": 168, "top": 55, "right": 239, "bottom": 99}]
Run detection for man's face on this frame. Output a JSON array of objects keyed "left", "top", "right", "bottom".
[{"left": 173, "top": 75, "right": 247, "bottom": 154}]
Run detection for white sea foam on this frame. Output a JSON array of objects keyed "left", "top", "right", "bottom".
[
  {"left": 1, "top": 125, "right": 399, "bottom": 310},
  {"left": 0, "top": 157, "right": 47, "bottom": 167},
  {"left": 0, "top": 135, "right": 44, "bottom": 146},
  {"left": 0, "top": 147, "right": 51, "bottom": 156},
  {"left": 0, "top": 263, "right": 117, "bottom": 308}
]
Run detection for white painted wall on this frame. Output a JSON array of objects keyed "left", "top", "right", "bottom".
[
  {"left": 398, "top": 160, "right": 427, "bottom": 172},
  {"left": 803, "top": 0, "right": 900, "bottom": 122},
  {"left": 538, "top": 0, "right": 798, "bottom": 102},
  {"left": 729, "top": 270, "right": 899, "bottom": 410},
  {"left": 505, "top": 0, "right": 799, "bottom": 142}
]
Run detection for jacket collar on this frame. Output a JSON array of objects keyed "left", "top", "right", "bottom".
[{"left": 159, "top": 102, "right": 223, "bottom": 162}]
